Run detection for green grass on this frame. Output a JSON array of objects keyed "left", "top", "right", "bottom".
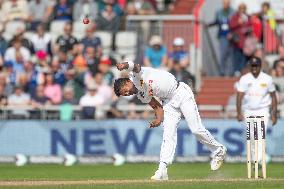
[{"left": 0, "top": 163, "right": 283, "bottom": 189}]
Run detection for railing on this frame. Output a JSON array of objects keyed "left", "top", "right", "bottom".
[{"left": 1, "top": 104, "right": 283, "bottom": 120}]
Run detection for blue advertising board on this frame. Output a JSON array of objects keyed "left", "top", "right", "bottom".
[{"left": 0, "top": 120, "right": 283, "bottom": 156}]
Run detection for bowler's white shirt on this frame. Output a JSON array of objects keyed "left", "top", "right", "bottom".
[
  {"left": 129, "top": 67, "right": 178, "bottom": 103},
  {"left": 237, "top": 72, "right": 275, "bottom": 110}
]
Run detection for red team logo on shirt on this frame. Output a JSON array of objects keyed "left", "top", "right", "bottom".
[{"left": 148, "top": 80, "right": 153, "bottom": 96}]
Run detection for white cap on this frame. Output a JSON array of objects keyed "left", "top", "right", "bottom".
[
  {"left": 149, "top": 35, "right": 162, "bottom": 46},
  {"left": 87, "top": 83, "right": 97, "bottom": 90},
  {"left": 173, "top": 37, "right": 184, "bottom": 46}
]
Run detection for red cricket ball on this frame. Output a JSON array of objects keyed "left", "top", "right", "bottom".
[{"left": 83, "top": 17, "right": 90, "bottom": 24}]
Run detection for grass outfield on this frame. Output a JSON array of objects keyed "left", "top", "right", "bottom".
[{"left": 0, "top": 163, "right": 284, "bottom": 189}]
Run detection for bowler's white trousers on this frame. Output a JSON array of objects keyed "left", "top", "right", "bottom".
[
  {"left": 244, "top": 108, "right": 270, "bottom": 162},
  {"left": 160, "top": 82, "right": 223, "bottom": 164}
]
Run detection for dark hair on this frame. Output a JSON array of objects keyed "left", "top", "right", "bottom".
[
  {"left": 113, "top": 78, "right": 130, "bottom": 97},
  {"left": 262, "top": 2, "right": 270, "bottom": 9}
]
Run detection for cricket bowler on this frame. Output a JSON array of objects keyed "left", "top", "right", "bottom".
[{"left": 114, "top": 61, "right": 227, "bottom": 180}]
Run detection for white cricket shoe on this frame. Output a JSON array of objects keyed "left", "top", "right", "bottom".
[
  {"left": 210, "top": 146, "right": 227, "bottom": 171},
  {"left": 150, "top": 168, "right": 168, "bottom": 181}
]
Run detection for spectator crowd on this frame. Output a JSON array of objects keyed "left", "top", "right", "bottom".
[
  {"left": 208, "top": 0, "right": 284, "bottom": 109},
  {"left": 0, "top": 0, "right": 193, "bottom": 120}
]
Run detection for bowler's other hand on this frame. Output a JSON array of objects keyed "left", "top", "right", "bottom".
[
  {"left": 272, "top": 114, "right": 277, "bottom": 126},
  {"left": 149, "top": 119, "right": 162, "bottom": 128}
]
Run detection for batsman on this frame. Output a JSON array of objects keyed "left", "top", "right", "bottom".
[
  {"left": 237, "top": 56, "right": 278, "bottom": 164},
  {"left": 114, "top": 61, "right": 227, "bottom": 180}
]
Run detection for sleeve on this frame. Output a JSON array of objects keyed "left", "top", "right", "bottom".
[
  {"left": 236, "top": 77, "right": 246, "bottom": 92},
  {"left": 137, "top": 91, "right": 151, "bottom": 104},
  {"left": 144, "top": 48, "right": 150, "bottom": 58},
  {"left": 268, "top": 78, "right": 276, "bottom": 92}
]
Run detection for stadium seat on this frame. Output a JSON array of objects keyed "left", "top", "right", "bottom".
[
  {"left": 115, "top": 31, "right": 137, "bottom": 57},
  {"left": 3, "top": 21, "right": 26, "bottom": 41},
  {"left": 95, "top": 31, "right": 112, "bottom": 55},
  {"left": 23, "top": 31, "right": 35, "bottom": 41},
  {"left": 50, "top": 20, "right": 67, "bottom": 36},
  {"left": 72, "top": 21, "right": 89, "bottom": 40}
]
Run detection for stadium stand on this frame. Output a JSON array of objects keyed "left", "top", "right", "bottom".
[{"left": 0, "top": 0, "right": 283, "bottom": 121}]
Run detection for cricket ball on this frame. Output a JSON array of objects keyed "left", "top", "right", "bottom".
[{"left": 83, "top": 17, "right": 90, "bottom": 24}]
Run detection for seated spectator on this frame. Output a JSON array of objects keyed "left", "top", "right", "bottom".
[
  {"left": 27, "top": 0, "right": 52, "bottom": 30},
  {"left": 17, "top": 73, "right": 30, "bottom": 93},
  {"left": 0, "top": 24, "right": 8, "bottom": 56},
  {"left": 126, "top": 2, "right": 137, "bottom": 15},
  {"left": 23, "top": 61, "right": 40, "bottom": 95},
  {"left": 64, "top": 69, "right": 85, "bottom": 101},
  {"left": 144, "top": 35, "right": 167, "bottom": 68},
  {"left": 133, "top": 0, "right": 156, "bottom": 15},
  {"left": 7, "top": 52, "right": 25, "bottom": 76},
  {"left": 98, "top": 0, "right": 123, "bottom": 16},
  {"left": 62, "top": 86, "right": 77, "bottom": 104},
  {"left": 73, "top": 54, "right": 87, "bottom": 71},
  {"left": 73, "top": 0, "right": 98, "bottom": 22},
  {"left": 50, "top": 58, "right": 65, "bottom": 86},
  {"left": 170, "top": 60, "right": 195, "bottom": 92},
  {"left": 30, "top": 84, "right": 50, "bottom": 119},
  {"left": 127, "top": 95, "right": 151, "bottom": 119},
  {"left": 4, "top": 39, "right": 31, "bottom": 63},
  {"left": 53, "top": 0, "right": 72, "bottom": 21},
  {"left": 43, "top": 72, "right": 62, "bottom": 104},
  {"left": 81, "top": 23, "right": 102, "bottom": 56},
  {"left": 94, "top": 72, "right": 112, "bottom": 104},
  {"left": 84, "top": 46, "right": 99, "bottom": 75},
  {"left": 79, "top": 83, "right": 104, "bottom": 119},
  {"left": 34, "top": 50, "right": 50, "bottom": 74},
  {"left": 60, "top": 86, "right": 76, "bottom": 120},
  {"left": 1, "top": 0, "right": 29, "bottom": 22},
  {"left": 31, "top": 24, "right": 52, "bottom": 55},
  {"left": 12, "top": 28, "right": 35, "bottom": 54},
  {"left": 96, "top": 4, "right": 121, "bottom": 32},
  {"left": 168, "top": 37, "right": 189, "bottom": 70},
  {"left": 0, "top": 72, "right": 13, "bottom": 96},
  {"left": 57, "top": 50, "right": 73, "bottom": 71},
  {"left": 7, "top": 85, "right": 31, "bottom": 118},
  {"left": 98, "top": 57, "right": 114, "bottom": 85},
  {"left": 2, "top": 62, "right": 17, "bottom": 91},
  {"left": 0, "top": 84, "right": 8, "bottom": 106},
  {"left": 31, "top": 84, "right": 51, "bottom": 107},
  {"left": 55, "top": 22, "right": 78, "bottom": 53}
]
